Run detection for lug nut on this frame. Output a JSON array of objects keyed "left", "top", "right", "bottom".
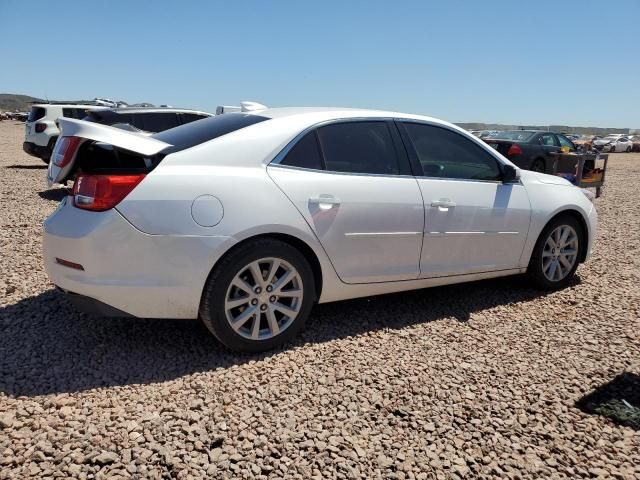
[
  {"left": 269, "top": 296, "right": 276, "bottom": 303},
  {"left": 254, "top": 287, "right": 262, "bottom": 294},
  {"left": 266, "top": 285, "right": 273, "bottom": 292},
  {"left": 251, "top": 299, "right": 258, "bottom": 306},
  {"left": 260, "top": 304, "right": 268, "bottom": 311}
]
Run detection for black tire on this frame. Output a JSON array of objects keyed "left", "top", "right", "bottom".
[
  {"left": 41, "top": 137, "right": 58, "bottom": 164},
  {"left": 199, "top": 238, "right": 316, "bottom": 353},
  {"left": 626, "top": 146, "right": 632, "bottom": 153},
  {"left": 610, "top": 145, "right": 615, "bottom": 153},
  {"left": 530, "top": 158, "right": 545, "bottom": 173},
  {"left": 527, "top": 214, "right": 584, "bottom": 290}
]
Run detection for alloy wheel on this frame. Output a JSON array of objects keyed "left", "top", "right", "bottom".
[
  {"left": 542, "top": 225, "right": 579, "bottom": 282},
  {"left": 224, "top": 257, "right": 304, "bottom": 340}
]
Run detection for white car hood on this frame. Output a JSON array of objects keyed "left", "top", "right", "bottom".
[{"left": 520, "top": 169, "right": 573, "bottom": 186}]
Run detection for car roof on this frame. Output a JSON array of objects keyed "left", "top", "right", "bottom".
[{"left": 251, "top": 106, "right": 466, "bottom": 132}]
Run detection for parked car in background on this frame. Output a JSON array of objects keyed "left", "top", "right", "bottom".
[
  {"left": 43, "top": 107, "right": 596, "bottom": 352},
  {"left": 483, "top": 130, "right": 577, "bottom": 173},
  {"left": 23, "top": 104, "right": 98, "bottom": 162},
  {"left": 83, "top": 107, "right": 213, "bottom": 134},
  {"left": 630, "top": 136, "right": 640, "bottom": 152},
  {"left": 593, "top": 135, "right": 633, "bottom": 152}
]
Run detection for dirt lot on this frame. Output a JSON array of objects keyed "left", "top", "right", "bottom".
[{"left": 0, "top": 120, "right": 639, "bottom": 479}]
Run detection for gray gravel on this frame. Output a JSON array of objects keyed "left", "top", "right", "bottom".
[{"left": 1, "top": 120, "right": 639, "bottom": 479}]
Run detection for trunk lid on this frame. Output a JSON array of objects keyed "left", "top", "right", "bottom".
[{"left": 47, "top": 118, "right": 172, "bottom": 186}]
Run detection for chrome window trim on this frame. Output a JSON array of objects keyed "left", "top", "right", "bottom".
[{"left": 267, "top": 162, "right": 417, "bottom": 180}]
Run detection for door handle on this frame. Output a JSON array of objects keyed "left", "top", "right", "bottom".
[
  {"left": 310, "top": 194, "right": 341, "bottom": 210},
  {"left": 431, "top": 199, "right": 456, "bottom": 209}
]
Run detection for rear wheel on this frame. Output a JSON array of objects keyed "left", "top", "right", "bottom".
[
  {"left": 530, "top": 158, "right": 545, "bottom": 173},
  {"left": 199, "top": 238, "right": 315, "bottom": 352},
  {"left": 528, "top": 215, "right": 583, "bottom": 289}
]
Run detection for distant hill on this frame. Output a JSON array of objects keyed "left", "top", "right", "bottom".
[
  {"left": 0, "top": 93, "right": 152, "bottom": 112},
  {"left": 0, "top": 93, "right": 44, "bottom": 112}
]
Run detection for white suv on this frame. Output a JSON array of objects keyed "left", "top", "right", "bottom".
[{"left": 23, "top": 104, "right": 95, "bottom": 162}]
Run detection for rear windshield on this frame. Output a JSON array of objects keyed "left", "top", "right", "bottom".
[
  {"left": 27, "top": 107, "right": 46, "bottom": 122},
  {"left": 153, "top": 113, "right": 269, "bottom": 152},
  {"left": 490, "top": 131, "right": 536, "bottom": 141}
]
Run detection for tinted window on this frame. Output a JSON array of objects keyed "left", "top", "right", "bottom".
[
  {"left": 402, "top": 123, "right": 501, "bottom": 181},
  {"left": 181, "top": 113, "right": 209, "bottom": 125},
  {"left": 28, "top": 107, "right": 46, "bottom": 122},
  {"left": 539, "top": 133, "right": 558, "bottom": 146},
  {"left": 62, "top": 108, "right": 88, "bottom": 119},
  {"left": 316, "top": 122, "right": 400, "bottom": 175},
  {"left": 154, "top": 113, "right": 269, "bottom": 153},
  {"left": 135, "top": 112, "right": 180, "bottom": 132},
  {"left": 280, "top": 131, "right": 323, "bottom": 170},
  {"left": 492, "top": 130, "right": 536, "bottom": 141}
]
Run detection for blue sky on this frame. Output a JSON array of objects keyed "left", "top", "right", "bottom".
[{"left": 1, "top": 0, "right": 638, "bottom": 127}]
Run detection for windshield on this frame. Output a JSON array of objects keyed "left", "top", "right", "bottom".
[{"left": 490, "top": 131, "right": 536, "bottom": 141}]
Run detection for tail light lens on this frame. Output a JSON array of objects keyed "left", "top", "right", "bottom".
[
  {"left": 35, "top": 123, "right": 47, "bottom": 133},
  {"left": 73, "top": 174, "right": 146, "bottom": 211},
  {"left": 52, "top": 136, "right": 82, "bottom": 167},
  {"left": 507, "top": 144, "right": 523, "bottom": 157}
]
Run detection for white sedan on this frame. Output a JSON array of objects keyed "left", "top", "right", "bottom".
[
  {"left": 43, "top": 107, "right": 597, "bottom": 352},
  {"left": 593, "top": 135, "right": 633, "bottom": 152}
]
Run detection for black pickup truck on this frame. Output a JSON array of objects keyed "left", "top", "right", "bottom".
[{"left": 483, "top": 130, "right": 577, "bottom": 173}]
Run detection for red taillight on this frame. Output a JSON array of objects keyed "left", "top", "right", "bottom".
[
  {"left": 35, "top": 123, "right": 47, "bottom": 133},
  {"left": 53, "top": 136, "right": 82, "bottom": 167},
  {"left": 73, "top": 174, "right": 145, "bottom": 211},
  {"left": 507, "top": 144, "right": 523, "bottom": 156}
]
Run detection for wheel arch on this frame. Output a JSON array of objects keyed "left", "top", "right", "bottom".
[
  {"left": 540, "top": 209, "right": 590, "bottom": 263},
  {"left": 202, "top": 232, "right": 324, "bottom": 304}
]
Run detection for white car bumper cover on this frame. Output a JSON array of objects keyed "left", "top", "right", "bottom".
[{"left": 43, "top": 198, "right": 233, "bottom": 318}]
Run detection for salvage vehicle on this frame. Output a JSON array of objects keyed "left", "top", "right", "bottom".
[
  {"left": 23, "top": 104, "right": 97, "bottom": 162},
  {"left": 483, "top": 130, "right": 578, "bottom": 173},
  {"left": 43, "top": 107, "right": 597, "bottom": 352},
  {"left": 592, "top": 135, "right": 633, "bottom": 152},
  {"left": 83, "top": 107, "right": 212, "bottom": 134}
]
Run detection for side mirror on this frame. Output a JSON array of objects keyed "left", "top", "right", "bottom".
[{"left": 502, "top": 164, "right": 520, "bottom": 183}]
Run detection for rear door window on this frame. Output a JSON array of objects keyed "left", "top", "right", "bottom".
[
  {"left": 316, "top": 121, "right": 401, "bottom": 175},
  {"left": 401, "top": 122, "right": 501, "bottom": 181},
  {"left": 539, "top": 133, "right": 558, "bottom": 146},
  {"left": 280, "top": 131, "right": 324, "bottom": 170},
  {"left": 27, "top": 107, "right": 46, "bottom": 122}
]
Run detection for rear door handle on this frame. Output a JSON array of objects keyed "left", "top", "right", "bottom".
[
  {"left": 310, "top": 194, "right": 341, "bottom": 210},
  {"left": 431, "top": 199, "right": 456, "bottom": 209}
]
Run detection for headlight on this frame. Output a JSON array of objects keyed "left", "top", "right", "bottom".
[{"left": 580, "top": 188, "right": 595, "bottom": 203}]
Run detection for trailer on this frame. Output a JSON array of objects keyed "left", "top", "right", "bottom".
[{"left": 552, "top": 151, "right": 608, "bottom": 198}]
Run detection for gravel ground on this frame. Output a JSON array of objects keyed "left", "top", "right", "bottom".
[{"left": 1, "top": 120, "right": 639, "bottom": 479}]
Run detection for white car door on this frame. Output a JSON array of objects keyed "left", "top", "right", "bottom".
[
  {"left": 398, "top": 121, "right": 531, "bottom": 277},
  {"left": 268, "top": 120, "right": 424, "bottom": 284}
]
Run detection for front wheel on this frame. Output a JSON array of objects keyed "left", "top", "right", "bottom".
[
  {"left": 528, "top": 215, "right": 583, "bottom": 289},
  {"left": 626, "top": 146, "right": 632, "bottom": 153},
  {"left": 610, "top": 145, "right": 616, "bottom": 153},
  {"left": 199, "top": 238, "right": 315, "bottom": 353}
]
